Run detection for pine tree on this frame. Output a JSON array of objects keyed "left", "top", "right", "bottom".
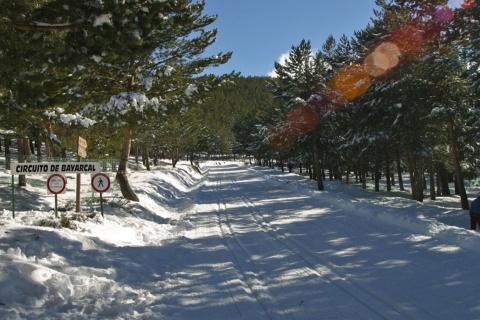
[
  {"left": 269, "top": 39, "right": 329, "bottom": 190},
  {"left": 1, "top": 0, "right": 233, "bottom": 201},
  {"left": 343, "top": 0, "right": 474, "bottom": 207}
]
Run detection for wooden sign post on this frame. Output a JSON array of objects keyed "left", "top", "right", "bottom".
[{"left": 76, "top": 136, "right": 87, "bottom": 212}]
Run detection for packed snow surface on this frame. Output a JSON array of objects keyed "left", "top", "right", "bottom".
[{"left": 0, "top": 161, "right": 479, "bottom": 319}]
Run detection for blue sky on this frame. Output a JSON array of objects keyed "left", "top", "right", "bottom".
[{"left": 201, "top": 0, "right": 380, "bottom": 77}]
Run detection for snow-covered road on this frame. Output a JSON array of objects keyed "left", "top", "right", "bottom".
[
  {"left": 156, "top": 163, "right": 480, "bottom": 319},
  {"left": 1, "top": 161, "right": 479, "bottom": 319}
]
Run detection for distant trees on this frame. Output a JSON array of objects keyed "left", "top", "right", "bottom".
[{"left": 205, "top": 76, "right": 277, "bottom": 159}]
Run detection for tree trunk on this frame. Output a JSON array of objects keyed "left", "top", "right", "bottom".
[
  {"left": 447, "top": 119, "right": 469, "bottom": 210},
  {"left": 385, "top": 147, "right": 391, "bottom": 192},
  {"left": 172, "top": 147, "right": 179, "bottom": 168},
  {"left": 45, "top": 122, "right": 53, "bottom": 158},
  {"left": 345, "top": 166, "right": 350, "bottom": 185},
  {"left": 142, "top": 145, "right": 150, "bottom": 171},
  {"left": 312, "top": 133, "right": 324, "bottom": 191},
  {"left": 436, "top": 163, "right": 442, "bottom": 196},
  {"left": 17, "top": 138, "right": 30, "bottom": 187},
  {"left": 35, "top": 139, "right": 42, "bottom": 161},
  {"left": 5, "top": 137, "right": 11, "bottom": 170},
  {"left": 116, "top": 127, "right": 139, "bottom": 202},
  {"left": 406, "top": 149, "right": 423, "bottom": 202},
  {"left": 429, "top": 156, "right": 436, "bottom": 200},
  {"left": 396, "top": 149, "right": 404, "bottom": 191},
  {"left": 360, "top": 158, "right": 367, "bottom": 189},
  {"left": 440, "top": 163, "right": 451, "bottom": 196},
  {"left": 153, "top": 150, "right": 159, "bottom": 166},
  {"left": 374, "top": 146, "right": 380, "bottom": 192}
]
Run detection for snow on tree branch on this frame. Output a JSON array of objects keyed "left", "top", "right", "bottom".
[
  {"left": 45, "top": 108, "right": 95, "bottom": 128},
  {"left": 81, "top": 92, "right": 167, "bottom": 127}
]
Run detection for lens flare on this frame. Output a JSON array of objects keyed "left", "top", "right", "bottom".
[
  {"left": 286, "top": 104, "right": 319, "bottom": 136},
  {"left": 269, "top": 123, "right": 296, "bottom": 151},
  {"left": 434, "top": 4, "right": 455, "bottom": 23},
  {"left": 364, "top": 42, "right": 401, "bottom": 77},
  {"left": 328, "top": 63, "right": 371, "bottom": 104},
  {"left": 391, "top": 24, "right": 423, "bottom": 55},
  {"left": 269, "top": 103, "right": 321, "bottom": 150},
  {"left": 461, "top": 0, "right": 475, "bottom": 9}
]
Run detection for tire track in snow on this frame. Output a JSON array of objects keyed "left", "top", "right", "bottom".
[
  {"left": 247, "top": 169, "right": 477, "bottom": 319},
  {"left": 235, "top": 190, "right": 437, "bottom": 320},
  {"left": 225, "top": 180, "right": 404, "bottom": 320},
  {"left": 213, "top": 182, "right": 290, "bottom": 320},
  {"left": 208, "top": 171, "right": 387, "bottom": 319},
  {"left": 208, "top": 164, "right": 443, "bottom": 319}
]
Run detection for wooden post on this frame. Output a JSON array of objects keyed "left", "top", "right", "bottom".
[{"left": 76, "top": 136, "right": 87, "bottom": 212}]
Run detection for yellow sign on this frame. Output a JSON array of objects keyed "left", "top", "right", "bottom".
[{"left": 78, "top": 136, "right": 87, "bottom": 158}]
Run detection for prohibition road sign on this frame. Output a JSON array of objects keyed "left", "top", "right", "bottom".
[
  {"left": 91, "top": 173, "right": 110, "bottom": 193},
  {"left": 47, "top": 174, "right": 67, "bottom": 194}
]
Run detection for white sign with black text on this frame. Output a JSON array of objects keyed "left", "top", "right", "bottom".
[{"left": 11, "top": 162, "right": 101, "bottom": 175}]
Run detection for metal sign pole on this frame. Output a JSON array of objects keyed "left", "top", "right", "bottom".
[
  {"left": 100, "top": 192, "right": 104, "bottom": 218},
  {"left": 47, "top": 174, "right": 66, "bottom": 219},
  {"left": 91, "top": 173, "right": 110, "bottom": 218},
  {"left": 55, "top": 194, "right": 58, "bottom": 218},
  {"left": 11, "top": 175, "right": 15, "bottom": 219}
]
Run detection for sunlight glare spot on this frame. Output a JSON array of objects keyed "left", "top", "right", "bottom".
[
  {"left": 259, "top": 196, "right": 309, "bottom": 203},
  {"left": 285, "top": 104, "right": 319, "bottom": 136},
  {"left": 375, "top": 259, "right": 410, "bottom": 268},
  {"left": 406, "top": 234, "right": 432, "bottom": 242},
  {"left": 328, "top": 63, "right": 371, "bottom": 104},
  {"left": 363, "top": 42, "right": 401, "bottom": 77},
  {"left": 332, "top": 246, "right": 372, "bottom": 257},
  {"left": 429, "top": 245, "right": 461, "bottom": 253},
  {"left": 281, "top": 267, "right": 318, "bottom": 281},
  {"left": 328, "top": 237, "right": 350, "bottom": 246}
]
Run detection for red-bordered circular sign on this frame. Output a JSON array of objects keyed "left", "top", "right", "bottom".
[
  {"left": 91, "top": 173, "right": 111, "bottom": 193},
  {"left": 47, "top": 174, "right": 67, "bottom": 194}
]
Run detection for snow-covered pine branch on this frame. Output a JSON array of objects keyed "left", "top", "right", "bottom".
[
  {"left": 44, "top": 108, "right": 95, "bottom": 128},
  {"left": 81, "top": 92, "right": 167, "bottom": 127}
]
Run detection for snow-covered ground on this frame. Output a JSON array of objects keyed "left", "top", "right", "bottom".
[{"left": 0, "top": 158, "right": 479, "bottom": 319}]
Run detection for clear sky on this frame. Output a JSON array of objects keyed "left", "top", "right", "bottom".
[{"left": 201, "top": 0, "right": 380, "bottom": 77}]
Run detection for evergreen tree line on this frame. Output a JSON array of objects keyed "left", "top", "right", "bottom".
[
  {"left": 235, "top": 0, "right": 479, "bottom": 209},
  {"left": 202, "top": 76, "right": 277, "bottom": 156}
]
